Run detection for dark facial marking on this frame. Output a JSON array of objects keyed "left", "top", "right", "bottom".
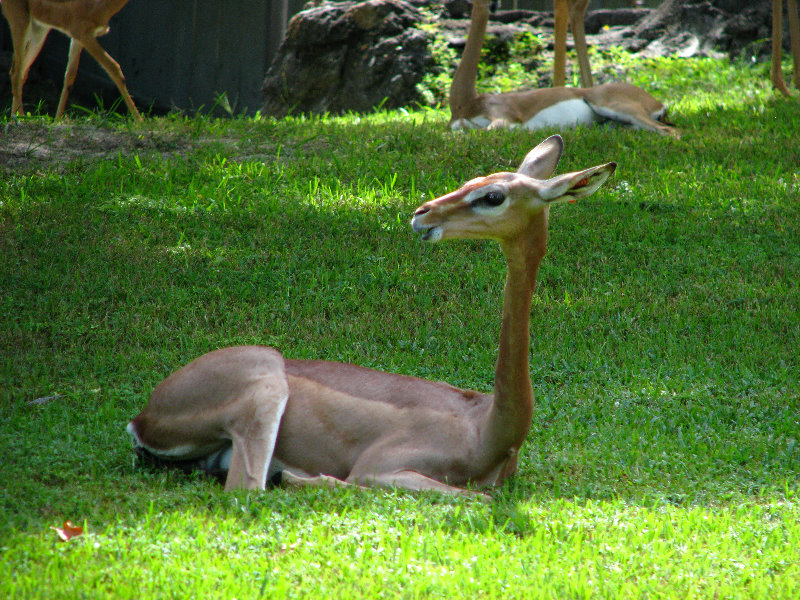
[{"left": 474, "top": 190, "right": 505, "bottom": 207}]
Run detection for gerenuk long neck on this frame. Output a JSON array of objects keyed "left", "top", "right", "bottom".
[
  {"left": 483, "top": 210, "right": 549, "bottom": 458},
  {"left": 449, "top": 0, "right": 490, "bottom": 115}
]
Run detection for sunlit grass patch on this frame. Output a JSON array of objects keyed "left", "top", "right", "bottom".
[{"left": 1, "top": 55, "right": 798, "bottom": 599}]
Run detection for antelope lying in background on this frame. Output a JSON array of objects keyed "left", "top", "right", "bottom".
[
  {"left": 127, "top": 135, "right": 616, "bottom": 497},
  {"left": 449, "top": 0, "right": 679, "bottom": 138},
  {"left": 1, "top": 0, "right": 142, "bottom": 120}
]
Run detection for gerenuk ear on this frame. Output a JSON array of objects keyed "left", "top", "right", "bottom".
[
  {"left": 516, "top": 135, "right": 564, "bottom": 180},
  {"left": 538, "top": 162, "right": 617, "bottom": 203}
]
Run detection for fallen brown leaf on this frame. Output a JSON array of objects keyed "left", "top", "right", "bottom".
[{"left": 52, "top": 521, "right": 84, "bottom": 542}]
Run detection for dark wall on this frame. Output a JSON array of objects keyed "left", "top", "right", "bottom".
[{"left": 0, "top": 1, "right": 303, "bottom": 116}]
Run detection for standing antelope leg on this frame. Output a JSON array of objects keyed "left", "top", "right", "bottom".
[
  {"left": 5, "top": 13, "right": 51, "bottom": 115},
  {"left": 1, "top": 0, "right": 142, "bottom": 120},
  {"left": 553, "top": 0, "right": 570, "bottom": 87},
  {"left": 57, "top": 40, "right": 84, "bottom": 119},
  {"left": 77, "top": 35, "right": 141, "bottom": 120},
  {"left": 772, "top": 0, "right": 800, "bottom": 95},
  {"left": 773, "top": 0, "right": 792, "bottom": 95},
  {"left": 568, "top": 0, "right": 592, "bottom": 88},
  {"left": 788, "top": 0, "right": 800, "bottom": 88},
  {"left": 553, "top": 0, "right": 591, "bottom": 87}
]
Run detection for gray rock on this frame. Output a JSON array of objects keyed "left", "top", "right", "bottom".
[{"left": 261, "top": 0, "right": 432, "bottom": 117}]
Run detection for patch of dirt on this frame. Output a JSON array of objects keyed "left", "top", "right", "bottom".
[{"left": 0, "top": 120, "right": 194, "bottom": 174}]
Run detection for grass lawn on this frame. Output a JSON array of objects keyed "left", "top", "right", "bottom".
[{"left": 1, "top": 54, "right": 798, "bottom": 598}]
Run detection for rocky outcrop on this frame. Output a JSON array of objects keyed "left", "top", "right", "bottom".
[
  {"left": 623, "top": 0, "right": 775, "bottom": 59},
  {"left": 261, "top": 0, "right": 432, "bottom": 118}
]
